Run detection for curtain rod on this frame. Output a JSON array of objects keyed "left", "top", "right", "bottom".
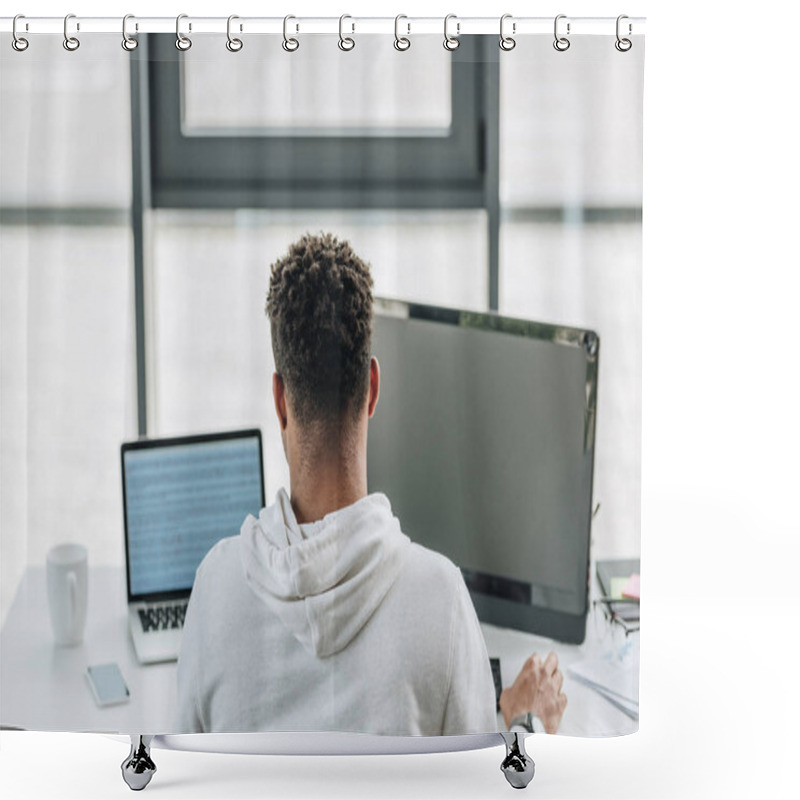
[{"left": 0, "top": 16, "right": 646, "bottom": 37}]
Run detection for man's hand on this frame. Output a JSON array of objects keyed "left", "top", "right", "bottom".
[{"left": 499, "top": 651, "right": 567, "bottom": 734}]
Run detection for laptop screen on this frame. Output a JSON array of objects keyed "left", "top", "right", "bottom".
[{"left": 122, "top": 430, "right": 265, "bottom": 601}]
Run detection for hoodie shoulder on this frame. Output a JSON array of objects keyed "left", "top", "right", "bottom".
[
  {"left": 408, "top": 541, "right": 462, "bottom": 576},
  {"left": 398, "top": 542, "right": 464, "bottom": 598},
  {"left": 196, "top": 535, "right": 241, "bottom": 581}
]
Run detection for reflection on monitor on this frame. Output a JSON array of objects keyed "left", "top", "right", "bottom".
[{"left": 367, "top": 300, "right": 599, "bottom": 643}]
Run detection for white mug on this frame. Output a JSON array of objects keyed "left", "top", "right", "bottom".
[{"left": 46, "top": 543, "right": 88, "bottom": 646}]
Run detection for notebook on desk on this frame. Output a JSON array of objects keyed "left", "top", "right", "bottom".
[
  {"left": 121, "top": 429, "right": 265, "bottom": 664},
  {"left": 596, "top": 558, "right": 640, "bottom": 626}
]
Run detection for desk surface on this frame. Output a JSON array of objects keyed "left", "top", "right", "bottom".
[{"left": 0, "top": 566, "right": 637, "bottom": 737}]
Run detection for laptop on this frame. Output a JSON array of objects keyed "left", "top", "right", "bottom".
[{"left": 121, "top": 429, "right": 265, "bottom": 664}]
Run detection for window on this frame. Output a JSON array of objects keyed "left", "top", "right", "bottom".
[{"left": 143, "top": 35, "right": 489, "bottom": 210}]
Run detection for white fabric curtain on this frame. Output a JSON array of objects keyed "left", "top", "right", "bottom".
[
  {"left": 1, "top": 38, "right": 137, "bottom": 620},
  {"left": 2, "top": 33, "right": 643, "bottom": 625},
  {"left": 1, "top": 24, "right": 643, "bottom": 742}
]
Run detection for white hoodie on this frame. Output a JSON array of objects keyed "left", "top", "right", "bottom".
[{"left": 176, "top": 488, "right": 497, "bottom": 735}]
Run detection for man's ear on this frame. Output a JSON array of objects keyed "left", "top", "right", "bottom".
[
  {"left": 273, "top": 372, "right": 288, "bottom": 431},
  {"left": 367, "top": 356, "right": 380, "bottom": 418}
]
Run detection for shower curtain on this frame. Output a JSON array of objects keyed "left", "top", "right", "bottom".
[{"left": 0, "top": 17, "right": 644, "bottom": 746}]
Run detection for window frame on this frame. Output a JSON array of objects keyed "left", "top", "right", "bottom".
[{"left": 144, "top": 34, "right": 493, "bottom": 211}]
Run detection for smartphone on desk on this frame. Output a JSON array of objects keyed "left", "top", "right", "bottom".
[{"left": 86, "top": 663, "right": 130, "bottom": 707}]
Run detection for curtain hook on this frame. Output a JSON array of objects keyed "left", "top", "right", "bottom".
[
  {"left": 226, "top": 14, "right": 243, "bottom": 52},
  {"left": 615, "top": 14, "right": 632, "bottom": 52},
  {"left": 63, "top": 13, "right": 80, "bottom": 52},
  {"left": 282, "top": 15, "right": 299, "bottom": 52},
  {"left": 553, "top": 14, "right": 570, "bottom": 52},
  {"left": 443, "top": 14, "right": 460, "bottom": 51},
  {"left": 175, "top": 14, "right": 192, "bottom": 51},
  {"left": 122, "top": 14, "right": 138, "bottom": 52},
  {"left": 394, "top": 14, "right": 410, "bottom": 51},
  {"left": 499, "top": 14, "right": 516, "bottom": 51},
  {"left": 12, "top": 14, "right": 29, "bottom": 52},
  {"left": 338, "top": 14, "right": 355, "bottom": 51}
]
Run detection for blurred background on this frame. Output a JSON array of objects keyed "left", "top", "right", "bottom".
[{"left": 0, "top": 33, "right": 643, "bottom": 624}]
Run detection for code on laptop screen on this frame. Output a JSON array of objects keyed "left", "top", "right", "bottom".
[{"left": 123, "top": 435, "right": 264, "bottom": 597}]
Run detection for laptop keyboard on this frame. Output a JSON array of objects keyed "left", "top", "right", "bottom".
[{"left": 138, "top": 603, "right": 187, "bottom": 633}]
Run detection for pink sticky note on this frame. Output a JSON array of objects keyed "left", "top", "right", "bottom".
[{"left": 621, "top": 573, "right": 640, "bottom": 600}]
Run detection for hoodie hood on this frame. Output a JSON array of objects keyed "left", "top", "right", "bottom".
[{"left": 239, "top": 488, "right": 410, "bottom": 658}]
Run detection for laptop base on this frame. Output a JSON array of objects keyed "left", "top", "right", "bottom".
[{"left": 128, "top": 606, "right": 182, "bottom": 665}]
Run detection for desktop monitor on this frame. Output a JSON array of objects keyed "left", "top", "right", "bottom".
[{"left": 367, "top": 300, "right": 599, "bottom": 644}]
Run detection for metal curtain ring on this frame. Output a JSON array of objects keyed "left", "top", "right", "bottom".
[
  {"left": 615, "top": 14, "right": 632, "bottom": 52},
  {"left": 226, "top": 15, "right": 243, "bottom": 52},
  {"left": 394, "top": 14, "right": 410, "bottom": 51},
  {"left": 499, "top": 13, "right": 516, "bottom": 51},
  {"left": 12, "top": 14, "right": 29, "bottom": 52},
  {"left": 282, "top": 15, "right": 299, "bottom": 52},
  {"left": 175, "top": 14, "right": 192, "bottom": 51},
  {"left": 63, "top": 13, "right": 80, "bottom": 51},
  {"left": 338, "top": 14, "right": 355, "bottom": 51},
  {"left": 443, "top": 14, "right": 460, "bottom": 51},
  {"left": 553, "top": 14, "right": 570, "bottom": 52},
  {"left": 122, "top": 14, "right": 138, "bottom": 51}
]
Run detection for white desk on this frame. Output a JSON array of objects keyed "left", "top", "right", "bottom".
[
  {"left": 0, "top": 566, "right": 637, "bottom": 737},
  {"left": 0, "top": 567, "right": 176, "bottom": 733},
  {"left": 482, "top": 621, "right": 638, "bottom": 737}
]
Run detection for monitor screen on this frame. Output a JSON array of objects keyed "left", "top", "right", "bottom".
[
  {"left": 122, "top": 430, "right": 265, "bottom": 600},
  {"left": 367, "top": 302, "right": 599, "bottom": 643}
]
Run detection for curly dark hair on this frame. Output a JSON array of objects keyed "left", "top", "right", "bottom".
[{"left": 266, "top": 232, "right": 374, "bottom": 427}]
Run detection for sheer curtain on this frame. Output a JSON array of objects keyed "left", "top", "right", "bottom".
[
  {"left": 1, "top": 37, "right": 137, "bottom": 624},
  {"left": 1, "top": 31, "right": 642, "bottom": 626},
  {"left": 1, "top": 27, "right": 642, "bottom": 690},
  {"left": 499, "top": 38, "right": 643, "bottom": 560}
]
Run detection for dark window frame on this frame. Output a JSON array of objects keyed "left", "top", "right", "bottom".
[{"left": 144, "top": 34, "right": 494, "bottom": 211}]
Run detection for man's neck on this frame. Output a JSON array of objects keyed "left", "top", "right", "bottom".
[{"left": 288, "top": 452, "right": 368, "bottom": 525}]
